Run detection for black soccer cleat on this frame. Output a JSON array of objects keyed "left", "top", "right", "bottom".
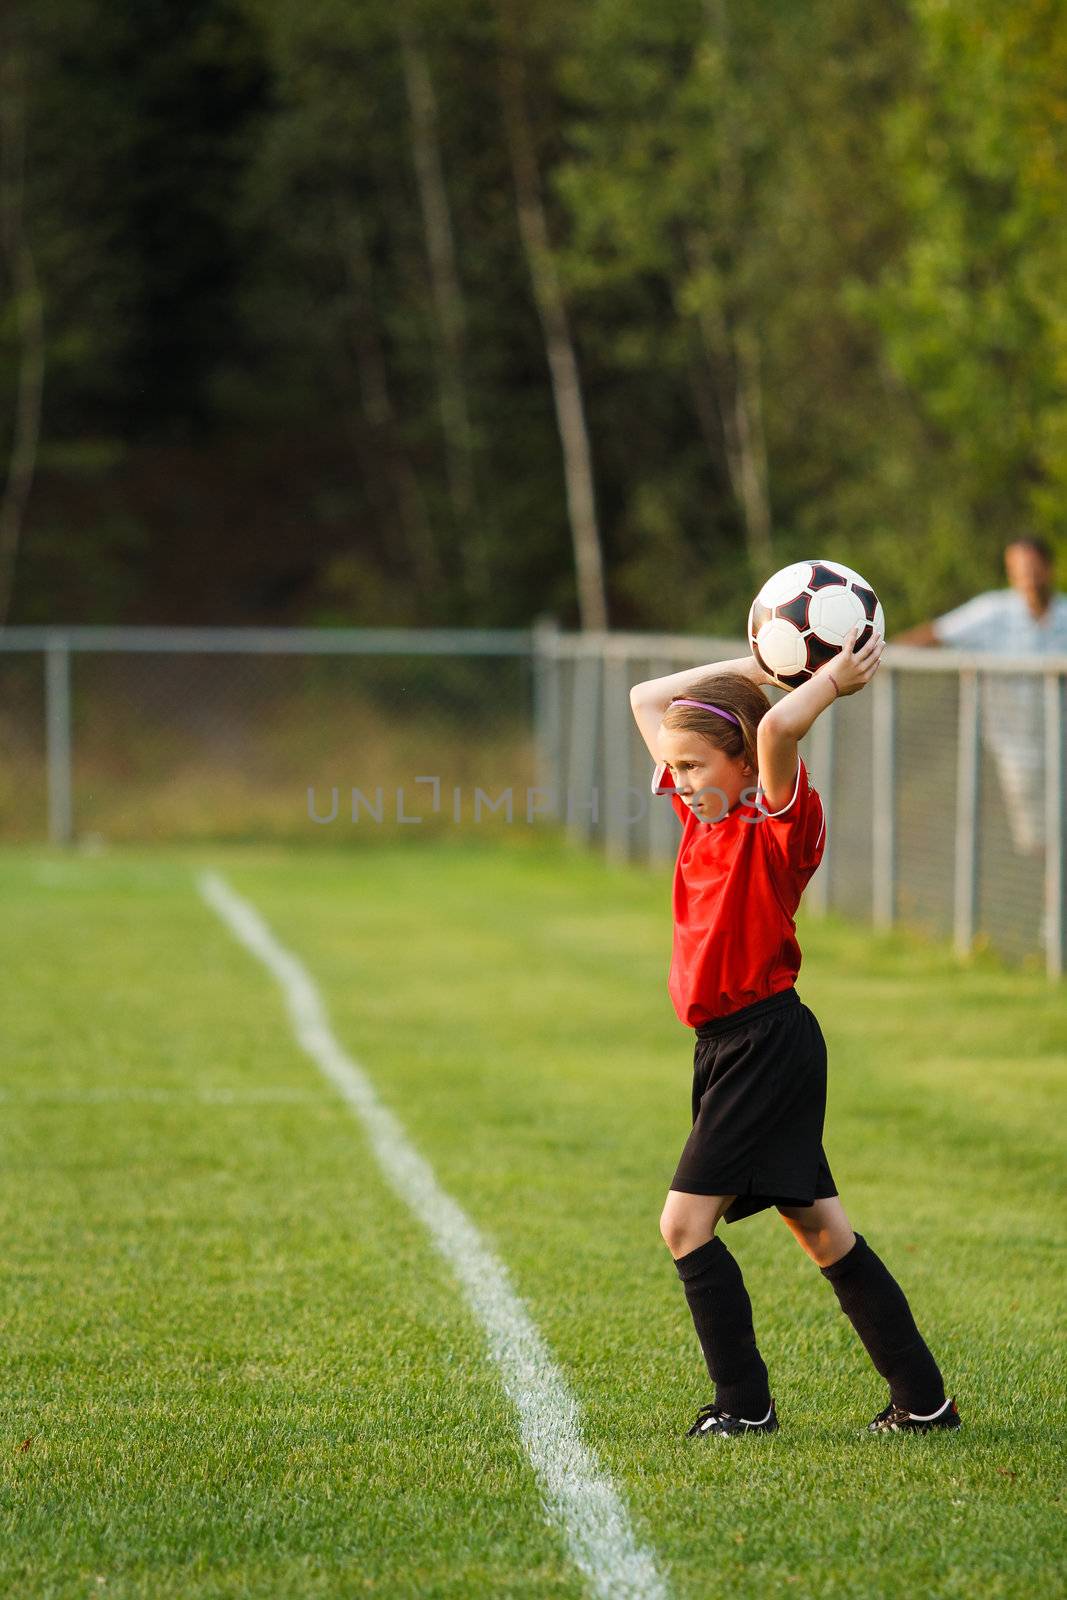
[
  {"left": 686, "top": 1397, "right": 779, "bottom": 1437},
  {"left": 867, "top": 1395, "right": 962, "bottom": 1434}
]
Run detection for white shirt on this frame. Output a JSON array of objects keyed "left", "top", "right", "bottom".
[
  {"left": 933, "top": 589, "right": 1067, "bottom": 774},
  {"left": 932, "top": 588, "right": 1067, "bottom": 654}
]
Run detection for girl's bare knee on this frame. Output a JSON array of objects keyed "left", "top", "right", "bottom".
[
  {"left": 660, "top": 1217, "right": 711, "bottom": 1257},
  {"left": 777, "top": 1199, "right": 855, "bottom": 1268},
  {"left": 660, "top": 1191, "right": 734, "bottom": 1258},
  {"left": 659, "top": 1206, "right": 699, "bottom": 1255}
]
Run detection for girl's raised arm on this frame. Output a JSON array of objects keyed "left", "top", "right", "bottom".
[
  {"left": 629, "top": 654, "right": 771, "bottom": 761},
  {"left": 756, "top": 626, "right": 884, "bottom": 810}
]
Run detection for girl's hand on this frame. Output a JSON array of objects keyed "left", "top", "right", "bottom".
[{"left": 818, "top": 626, "right": 884, "bottom": 697}]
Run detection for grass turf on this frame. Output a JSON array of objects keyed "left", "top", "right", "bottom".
[{"left": 0, "top": 837, "right": 1062, "bottom": 1599}]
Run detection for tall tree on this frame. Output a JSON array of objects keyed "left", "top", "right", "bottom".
[
  {"left": 336, "top": 201, "right": 444, "bottom": 601},
  {"left": 862, "top": 0, "right": 1067, "bottom": 577},
  {"left": 0, "top": 27, "right": 44, "bottom": 626},
  {"left": 497, "top": 0, "right": 608, "bottom": 632},
  {"left": 556, "top": 0, "right": 778, "bottom": 587},
  {"left": 555, "top": 0, "right": 923, "bottom": 625},
  {"left": 397, "top": 0, "right": 488, "bottom": 609}
]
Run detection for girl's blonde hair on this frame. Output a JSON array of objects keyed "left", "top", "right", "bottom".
[{"left": 660, "top": 674, "right": 770, "bottom": 772}]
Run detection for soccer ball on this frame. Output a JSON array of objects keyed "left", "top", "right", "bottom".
[{"left": 748, "top": 560, "right": 885, "bottom": 689}]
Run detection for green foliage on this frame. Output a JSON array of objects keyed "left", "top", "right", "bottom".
[
  {"left": 2, "top": 0, "right": 1064, "bottom": 628},
  {"left": 859, "top": 0, "right": 1067, "bottom": 581}
]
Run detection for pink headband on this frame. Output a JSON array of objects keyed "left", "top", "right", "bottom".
[{"left": 668, "top": 697, "right": 742, "bottom": 727}]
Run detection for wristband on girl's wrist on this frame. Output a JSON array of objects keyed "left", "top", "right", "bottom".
[{"left": 827, "top": 672, "right": 840, "bottom": 699}]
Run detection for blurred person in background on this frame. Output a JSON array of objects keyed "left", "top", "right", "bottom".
[{"left": 895, "top": 540, "right": 1067, "bottom": 856}]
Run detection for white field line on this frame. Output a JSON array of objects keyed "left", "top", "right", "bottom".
[{"left": 197, "top": 870, "right": 668, "bottom": 1600}]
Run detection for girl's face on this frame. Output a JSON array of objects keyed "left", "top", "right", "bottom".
[{"left": 657, "top": 727, "right": 755, "bottom": 822}]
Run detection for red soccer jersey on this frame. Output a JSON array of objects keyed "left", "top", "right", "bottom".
[{"left": 651, "top": 756, "right": 827, "bottom": 1028}]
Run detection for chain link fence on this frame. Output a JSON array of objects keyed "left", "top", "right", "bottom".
[
  {"left": 537, "top": 625, "right": 1066, "bottom": 981},
  {"left": 1, "top": 623, "right": 1064, "bottom": 977},
  {"left": 0, "top": 627, "right": 537, "bottom": 848}
]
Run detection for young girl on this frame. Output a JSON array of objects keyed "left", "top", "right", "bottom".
[{"left": 629, "top": 626, "right": 961, "bottom": 1437}]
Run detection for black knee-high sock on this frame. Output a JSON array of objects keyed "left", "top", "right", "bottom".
[
  {"left": 820, "top": 1233, "right": 945, "bottom": 1413},
  {"left": 674, "top": 1236, "right": 772, "bottom": 1419}
]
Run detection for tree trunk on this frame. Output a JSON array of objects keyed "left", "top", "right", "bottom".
[
  {"left": 727, "top": 324, "right": 773, "bottom": 574},
  {"left": 336, "top": 203, "right": 444, "bottom": 603},
  {"left": 397, "top": 6, "right": 490, "bottom": 610},
  {"left": 684, "top": 228, "right": 774, "bottom": 582},
  {"left": 0, "top": 48, "right": 44, "bottom": 629},
  {"left": 497, "top": 2, "right": 608, "bottom": 632},
  {"left": 688, "top": 0, "right": 775, "bottom": 581}
]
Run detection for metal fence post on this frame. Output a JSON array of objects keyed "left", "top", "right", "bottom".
[
  {"left": 531, "top": 616, "right": 562, "bottom": 807},
  {"left": 566, "top": 650, "right": 601, "bottom": 847},
  {"left": 45, "top": 634, "right": 74, "bottom": 845},
  {"left": 1044, "top": 672, "right": 1066, "bottom": 980},
  {"left": 603, "top": 649, "right": 632, "bottom": 865},
  {"left": 953, "top": 670, "right": 980, "bottom": 958},
  {"left": 871, "top": 668, "right": 896, "bottom": 929},
  {"left": 807, "top": 706, "right": 835, "bottom": 917}
]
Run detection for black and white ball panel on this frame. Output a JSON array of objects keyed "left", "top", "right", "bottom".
[{"left": 747, "top": 558, "right": 885, "bottom": 690}]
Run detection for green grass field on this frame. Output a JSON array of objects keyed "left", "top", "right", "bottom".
[{"left": 1, "top": 839, "right": 1063, "bottom": 1599}]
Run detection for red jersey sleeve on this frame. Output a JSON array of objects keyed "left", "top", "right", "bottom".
[
  {"left": 651, "top": 760, "right": 690, "bottom": 827},
  {"left": 754, "top": 757, "right": 826, "bottom": 873}
]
